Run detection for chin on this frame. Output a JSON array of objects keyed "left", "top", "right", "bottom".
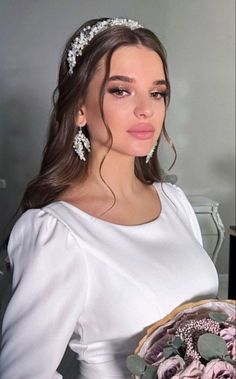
[{"left": 132, "top": 147, "right": 154, "bottom": 158}]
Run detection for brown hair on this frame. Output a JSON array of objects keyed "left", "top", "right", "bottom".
[{"left": 21, "top": 17, "right": 175, "bottom": 211}]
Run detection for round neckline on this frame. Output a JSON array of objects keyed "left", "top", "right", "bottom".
[{"left": 54, "top": 182, "right": 163, "bottom": 228}]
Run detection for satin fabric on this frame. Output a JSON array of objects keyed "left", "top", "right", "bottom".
[{"left": 0, "top": 183, "right": 218, "bottom": 378}]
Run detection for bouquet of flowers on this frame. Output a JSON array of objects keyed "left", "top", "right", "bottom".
[{"left": 127, "top": 299, "right": 236, "bottom": 379}]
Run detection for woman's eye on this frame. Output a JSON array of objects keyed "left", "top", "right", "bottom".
[
  {"left": 150, "top": 91, "right": 167, "bottom": 100},
  {"left": 108, "top": 88, "right": 129, "bottom": 97}
]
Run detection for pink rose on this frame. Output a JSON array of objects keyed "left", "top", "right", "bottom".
[
  {"left": 171, "top": 360, "right": 205, "bottom": 378},
  {"left": 226, "top": 339, "right": 236, "bottom": 361},
  {"left": 157, "top": 355, "right": 185, "bottom": 379},
  {"left": 202, "top": 359, "right": 236, "bottom": 379},
  {"left": 220, "top": 326, "right": 236, "bottom": 360}
]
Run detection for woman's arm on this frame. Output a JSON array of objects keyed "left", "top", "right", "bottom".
[{"left": 0, "top": 209, "right": 87, "bottom": 379}]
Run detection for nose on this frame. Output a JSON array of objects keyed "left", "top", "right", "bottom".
[{"left": 133, "top": 95, "right": 153, "bottom": 119}]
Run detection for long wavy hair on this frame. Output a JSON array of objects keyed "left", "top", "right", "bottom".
[{"left": 21, "top": 18, "right": 175, "bottom": 211}]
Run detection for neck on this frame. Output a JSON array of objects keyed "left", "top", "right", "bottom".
[{"left": 86, "top": 148, "right": 142, "bottom": 199}]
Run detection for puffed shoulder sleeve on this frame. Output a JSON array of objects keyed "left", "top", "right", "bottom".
[
  {"left": 0, "top": 209, "right": 88, "bottom": 379},
  {"left": 164, "top": 183, "right": 203, "bottom": 246}
]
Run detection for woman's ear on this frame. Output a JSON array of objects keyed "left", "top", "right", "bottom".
[{"left": 76, "top": 107, "right": 87, "bottom": 127}]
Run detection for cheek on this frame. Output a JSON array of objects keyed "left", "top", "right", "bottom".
[
  {"left": 84, "top": 97, "right": 103, "bottom": 129},
  {"left": 157, "top": 102, "right": 166, "bottom": 121},
  {"left": 101, "top": 102, "right": 128, "bottom": 132},
  {"left": 103, "top": 99, "right": 124, "bottom": 117}
]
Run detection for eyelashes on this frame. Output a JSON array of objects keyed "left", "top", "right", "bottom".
[
  {"left": 107, "top": 87, "right": 168, "bottom": 100},
  {"left": 107, "top": 87, "right": 129, "bottom": 97},
  {"left": 150, "top": 91, "right": 168, "bottom": 100}
]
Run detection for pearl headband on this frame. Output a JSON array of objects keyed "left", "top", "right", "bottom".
[{"left": 67, "top": 18, "right": 143, "bottom": 75}]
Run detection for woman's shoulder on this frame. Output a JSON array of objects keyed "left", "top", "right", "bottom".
[
  {"left": 154, "top": 181, "right": 189, "bottom": 204},
  {"left": 154, "top": 181, "right": 203, "bottom": 244},
  {"left": 154, "top": 181, "right": 195, "bottom": 216},
  {"left": 11, "top": 206, "right": 64, "bottom": 235},
  {"left": 10, "top": 208, "right": 49, "bottom": 237},
  {"left": 8, "top": 205, "right": 77, "bottom": 264},
  {"left": 12, "top": 201, "right": 77, "bottom": 234}
]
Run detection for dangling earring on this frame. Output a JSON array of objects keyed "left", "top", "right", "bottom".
[
  {"left": 145, "top": 141, "right": 157, "bottom": 164},
  {"left": 73, "top": 126, "right": 91, "bottom": 161}
]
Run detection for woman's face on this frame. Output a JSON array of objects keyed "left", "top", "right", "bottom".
[{"left": 78, "top": 44, "right": 168, "bottom": 160}]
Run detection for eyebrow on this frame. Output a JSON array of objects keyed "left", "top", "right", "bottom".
[{"left": 108, "top": 75, "right": 167, "bottom": 86}]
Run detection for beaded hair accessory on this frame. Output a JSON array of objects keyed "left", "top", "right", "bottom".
[{"left": 67, "top": 18, "right": 143, "bottom": 75}]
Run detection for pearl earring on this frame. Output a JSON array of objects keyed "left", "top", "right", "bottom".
[
  {"left": 73, "top": 126, "right": 91, "bottom": 161},
  {"left": 146, "top": 142, "right": 157, "bottom": 163}
]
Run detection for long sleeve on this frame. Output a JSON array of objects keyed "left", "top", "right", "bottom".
[{"left": 0, "top": 208, "right": 88, "bottom": 379}]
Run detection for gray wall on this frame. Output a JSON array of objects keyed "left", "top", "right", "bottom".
[{"left": 0, "top": 0, "right": 235, "bottom": 273}]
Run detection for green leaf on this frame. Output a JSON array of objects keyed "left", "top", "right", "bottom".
[
  {"left": 172, "top": 336, "right": 183, "bottom": 349},
  {"left": 163, "top": 346, "right": 176, "bottom": 358},
  {"left": 209, "top": 312, "right": 228, "bottom": 322},
  {"left": 143, "top": 365, "right": 157, "bottom": 379},
  {"left": 126, "top": 355, "right": 147, "bottom": 375},
  {"left": 224, "top": 355, "right": 236, "bottom": 366},
  {"left": 197, "top": 333, "right": 228, "bottom": 361}
]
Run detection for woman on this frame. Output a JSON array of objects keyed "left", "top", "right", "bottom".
[{"left": 0, "top": 17, "right": 218, "bottom": 379}]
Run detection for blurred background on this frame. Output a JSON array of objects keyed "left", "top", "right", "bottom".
[{"left": 0, "top": 0, "right": 235, "bottom": 276}]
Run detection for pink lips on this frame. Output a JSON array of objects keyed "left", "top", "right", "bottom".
[{"left": 127, "top": 123, "right": 155, "bottom": 140}]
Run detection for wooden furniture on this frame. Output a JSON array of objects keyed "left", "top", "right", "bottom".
[{"left": 228, "top": 226, "right": 236, "bottom": 299}]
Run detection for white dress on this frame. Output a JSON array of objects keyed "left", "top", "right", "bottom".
[{"left": 0, "top": 183, "right": 218, "bottom": 379}]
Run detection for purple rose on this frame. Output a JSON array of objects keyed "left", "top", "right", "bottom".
[
  {"left": 171, "top": 360, "right": 205, "bottom": 378},
  {"left": 146, "top": 316, "right": 190, "bottom": 365},
  {"left": 157, "top": 355, "right": 185, "bottom": 379},
  {"left": 220, "top": 326, "right": 236, "bottom": 360},
  {"left": 145, "top": 335, "right": 170, "bottom": 365},
  {"left": 202, "top": 359, "right": 236, "bottom": 379},
  {"left": 145, "top": 344, "right": 164, "bottom": 365}
]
